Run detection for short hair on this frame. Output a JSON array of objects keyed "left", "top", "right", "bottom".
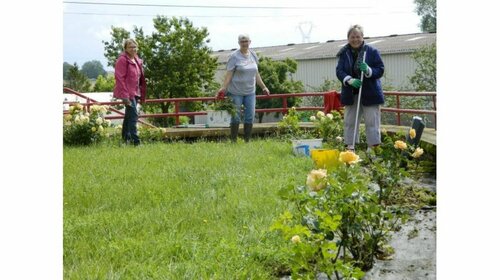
[
  {"left": 238, "top": 34, "right": 250, "bottom": 41},
  {"left": 123, "top": 38, "right": 138, "bottom": 50},
  {"left": 347, "top": 25, "right": 364, "bottom": 38}
]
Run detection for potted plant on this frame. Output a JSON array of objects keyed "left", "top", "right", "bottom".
[
  {"left": 206, "top": 97, "right": 237, "bottom": 127},
  {"left": 277, "top": 107, "right": 323, "bottom": 156}
]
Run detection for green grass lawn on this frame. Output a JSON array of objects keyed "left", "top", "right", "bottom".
[{"left": 64, "top": 139, "right": 313, "bottom": 279}]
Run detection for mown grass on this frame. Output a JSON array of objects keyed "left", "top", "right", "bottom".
[{"left": 64, "top": 139, "right": 313, "bottom": 279}]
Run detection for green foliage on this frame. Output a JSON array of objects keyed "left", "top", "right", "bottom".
[
  {"left": 414, "top": 0, "right": 436, "bottom": 32},
  {"left": 310, "top": 110, "right": 344, "bottom": 145},
  {"left": 92, "top": 74, "right": 115, "bottom": 92},
  {"left": 255, "top": 56, "right": 305, "bottom": 123},
  {"left": 271, "top": 161, "right": 394, "bottom": 278},
  {"left": 102, "top": 26, "right": 131, "bottom": 68},
  {"left": 81, "top": 60, "right": 107, "bottom": 79},
  {"left": 137, "top": 126, "right": 167, "bottom": 142},
  {"left": 271, "top": 126, "right": 432, "bottom": 278},
  {"left": 63, "top": 103, "right": 112, "bottom": 145},
  {"left": 209, "top": 96, "right": 237, "bottom": 117},
  {"left": 63, "top": 62, "right": 73, "bottom": 80},
  {"left": 64, "top": 63, "right": 92, "bottom": 92},
  {"left": 103, "top": 17, "right": 218, "bottom": 127},
  {"left": 277, "top": 107, "right": 303, "bottom": 139},
  {"left": 409, "top": 43, "right": 436, "bottom": 91}
]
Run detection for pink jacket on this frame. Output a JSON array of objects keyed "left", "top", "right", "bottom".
[{"left": 113, "top": 53, "right": 147, "bottom": 103}]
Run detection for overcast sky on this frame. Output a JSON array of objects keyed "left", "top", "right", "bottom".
[{"left": 63, "top": 0, "right": 422, "bottom": 70}]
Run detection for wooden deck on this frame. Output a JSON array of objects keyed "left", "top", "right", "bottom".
[{"left": 164, "top": 122, "right": 436, "bottom": 145}]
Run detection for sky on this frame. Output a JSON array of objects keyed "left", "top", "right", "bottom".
[{"left": 63, "top": 0, "right": 422, "bottom": 70}]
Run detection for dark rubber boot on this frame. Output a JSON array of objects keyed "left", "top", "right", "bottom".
[
  {"left": 230, "top": 123, "right": 239, "bottom": 143},
  {"left": 243, "top": 123, "right": 253, "bottom": 143}
]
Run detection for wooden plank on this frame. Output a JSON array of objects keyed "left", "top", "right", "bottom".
[{"left": 163, "top": 122, "right": 436, "bottom": 145}]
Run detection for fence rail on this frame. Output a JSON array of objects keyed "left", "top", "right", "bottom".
[{"left": 63, "top": 87, "right": 436, "bottom": 128}]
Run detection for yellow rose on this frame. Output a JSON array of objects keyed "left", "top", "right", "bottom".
[
  {"left": 291, "top": 235, "right": 301, "bottom": 244},
  {"left": 306, "top": 169, "right": 328, "bottom": 191},
  {"left": 409, "top": 129, "right": 416, "bottom": 139},
  {"left": 412, "top": 147, "right": 424, "bottom": 158},
  {"left": 394, "top": 140, "right": 407, "bottom": 150},
  {"left": 339, "top": 151, "right": 360, "bottom": 165}
]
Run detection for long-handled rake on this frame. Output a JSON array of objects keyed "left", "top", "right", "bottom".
[{"left": 352, "top": 51, "right": 367, "bottom": 152}]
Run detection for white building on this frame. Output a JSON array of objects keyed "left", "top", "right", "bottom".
[{"left": 211, "top": 33, "right": 436, "bottom": 90}]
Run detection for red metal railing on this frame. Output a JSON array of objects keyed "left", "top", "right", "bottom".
[
  {"left": 63, "top": 87, "right": 436, "bottom": 128},
  {"left": 383, "top": 91, "right": 436, "bottom": 127}
]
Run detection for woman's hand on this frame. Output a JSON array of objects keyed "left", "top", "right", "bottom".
[
  {"left": 122, "top": 98, "right": 131, "bottom": 106},
  {"left": 216, "top": 88, "right": 225, "bottom": 100}
]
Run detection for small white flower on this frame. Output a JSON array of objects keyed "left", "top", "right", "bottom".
[
  {"left": 336, "top": 136, "right": 343, "bottom": 142},
  {"left": 98, "top": 125, "right": 104, "bottom": 132},
  {"left": 309, "top": 116, "right": 316, "bottom": 121},
  {"left": 316, "top": 111, "right": 325, "bottom": 118},
  {"left": 326, "top": 113, "right": 333, "bottom": 120},
  {"left": 291, "top": 235, "right": 301, "bottom": 244},
  {"left": 96, "top": 117, "right": 103, "bottom": 125}
]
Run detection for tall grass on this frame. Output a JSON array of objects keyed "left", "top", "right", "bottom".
[{"left": 64, "top": 139, "right": 312, "bottom": 279}]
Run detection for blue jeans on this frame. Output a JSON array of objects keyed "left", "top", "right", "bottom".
[
  {"left": 122, "top": 98, "right": 140, "bottom": 145},
  {"left": 226, "top": 92, "right": 256, "bottom": 124}
]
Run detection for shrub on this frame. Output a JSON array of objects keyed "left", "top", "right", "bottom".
[
  {"left": 271, "top": 134, "right": 427, "bottom": 279},
  {"left": 63, "top": 103, "right": 112, "bottom": 145}
]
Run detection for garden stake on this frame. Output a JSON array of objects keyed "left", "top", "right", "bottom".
[{"left": 352, "top": 51, "right": 367, "bottom": 152}]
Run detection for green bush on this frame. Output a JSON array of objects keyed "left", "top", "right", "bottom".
[
  {"left": 271, "top": 131, "right": 429, "bottom": 278},
  {"left": 63, "top": 103, "right": 112, "bottom": 145}
]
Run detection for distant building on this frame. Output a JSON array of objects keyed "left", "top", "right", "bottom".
[{"left": 211, "top": 33, "right": 436, "bottom": 90}]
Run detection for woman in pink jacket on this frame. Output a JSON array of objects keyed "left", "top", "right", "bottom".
[{"left": 113, "top": 38, "right": 147, "bottom": 146}]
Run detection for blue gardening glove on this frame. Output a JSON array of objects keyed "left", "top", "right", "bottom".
[
  {"left": 358, "top": 62, "right": 369, "bottom": 73},
  {"left": 348, "top": 78, "right": 362, "bottom": 89}
]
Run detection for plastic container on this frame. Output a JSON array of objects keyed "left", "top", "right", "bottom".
[
  {"left": 311, "top": 149, "right": 340, "bottom": 169},
  {"left": 292, "top": 139, "right": 323, "bottom": 157},
  {"left": 206, "top": 110, "right": 231, "bottom": 128}
]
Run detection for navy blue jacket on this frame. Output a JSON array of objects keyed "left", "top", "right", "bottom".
[{"left": 336, "top": 43, "right": 385, "bottom": 106}]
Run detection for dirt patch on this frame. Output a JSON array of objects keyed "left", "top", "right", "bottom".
[{"left": 363, "top": 178, "right": 436, "bottom": 280}]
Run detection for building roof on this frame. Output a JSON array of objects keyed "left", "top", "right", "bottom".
[{"left": 211, "top": 32, "right": 436, "bottom": 64}]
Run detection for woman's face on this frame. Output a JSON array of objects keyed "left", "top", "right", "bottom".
[
  {"left": 348, "top": 30, "right": 363, "bottom": 49},
  {"left": 125, "top": 42, "right": 138, "bottom": 57},
  {"left": 238, "top": 39, "right": 250, "bottom": 49}
]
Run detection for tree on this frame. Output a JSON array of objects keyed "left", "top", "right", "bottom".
[
  {"left": 63, "top": 62, "right": 73, "bottom": 80},
  {"left": 81, "top": 60, "right": 107, "bottom": 79},
  {"left": 93, "top": 74, "right": 115, "bottom": 92},
  {"left": 409, "top": 43, "right": 436, "bottom": 91},
  {"left": 102, "top": 26, "right": 131, "bottom": 68},
  {"left": 103, "top": 16, "right": 218, "bottom": 126},
  {"left": 414, "top": 0, "right": 436, "bottom": 32},
  {"left": 64, "top": 63, "right": 91, "bottom": 92},
  {"left": 255, "top": 56, "right": 304, "bottom": 123}
]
